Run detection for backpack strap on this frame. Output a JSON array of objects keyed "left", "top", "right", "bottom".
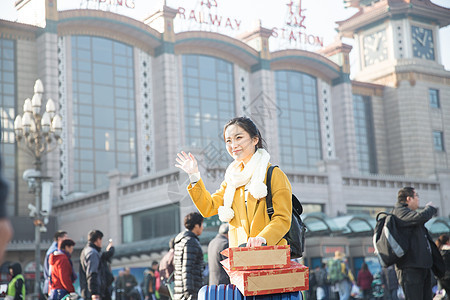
[{"left": 265, "top": 165, "right": 278, "bottom": 219}]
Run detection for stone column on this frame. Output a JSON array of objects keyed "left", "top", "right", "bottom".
[
  {"left": 107, "top": 170, "right": 131, "bottom": 243},
  {"left": 145, "top": 6, "right": 180, "bottom": 172},
  {"left": 240, "top": 24, "right": 281, "bottom": 163},
  {"left": 318, "top": 159, "right": 345, "bottom": 217}
]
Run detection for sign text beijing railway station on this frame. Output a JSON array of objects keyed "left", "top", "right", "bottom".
[{"left": 176, "top": 0, "right": 324, "bottom": 47}]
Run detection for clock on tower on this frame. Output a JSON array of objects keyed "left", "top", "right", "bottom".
[
  {"left": 411, "top": 25, "right": 435, "bottom": 60},
  {"left": 363, "top": 29, "right": 388, "bottom": 66}
]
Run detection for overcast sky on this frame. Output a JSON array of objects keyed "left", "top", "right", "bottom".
[{"left": 1, "top": 0, "right": 449, "bottom": 73}]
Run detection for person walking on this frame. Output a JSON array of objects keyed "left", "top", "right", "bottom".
[
  {"left": 159, "top": 238, "right": 175, "bottom": 300},
  {"left": 44, "top": 230, "right": 68, "bottom": 298},
  {"left": 207, "top": 223, "right": 230, "bottom": 286},
  {"left": 357, "top": 262, "right": 373, "bottom": 300},
  {"left": 392, "top": 187, "right": 437, "bottom": 300},
  {"left": 436, "top": 234, "right": 450, "bottom": 298},
  {"left": 175, "top": 117, "right": 293, "bottom": 249},
  {"left": 99, "top": 239, "right": 115, "bottom": 300},
  {"left": 380, "top": 265, "right": 399, "bottom": 300},
  {"left": 315, "top": 263, "right": 329, "bottom": 300},
  {"left": 7, "top": 263, "right": 25, "bottom": 300},
  {"left": 79, "top": 229, "right": 104, "bottom": 300},
  {"left": 122, "top": 267, "right": 138, "bottom": 300},
  {"left": 327, "top": 251, "right": 355, "bottom": 300},
  {"left": 143, "top": 261, "right": 160, "bottom": 300},
  {"left": 173, "top": 212, "right": 204, "bottom": 300},
  {"left": 48, "top": 239, "right": 77, "bottom": 300}
]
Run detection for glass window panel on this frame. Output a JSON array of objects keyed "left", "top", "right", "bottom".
[
  {"left": 276, "top": 70, "right": 321, "bottom": 171},
  {"left": 433, "top": 131, "right": 444, "bottom": 151},
  {"left": 182, "top": 54, "right": 234, "bottom": 165},
  {"left": 429, "top": 89, "right": 440, "bottom": 109},
  {"left": 353, "top": 94, "right": 377, "bottom": 173},
  {"left": 71, "top": 36, "right": 136, "bottom": 191},
  {"left": 93, "top": 85, "right": 114, "bottom": 106},
  {"left": 93, "top": 64, "right": 113, "bottom": 84}
]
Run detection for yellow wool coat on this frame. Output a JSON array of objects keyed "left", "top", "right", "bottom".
[{"left": 187, "top": 165, "right": 292, "bottom": 248}]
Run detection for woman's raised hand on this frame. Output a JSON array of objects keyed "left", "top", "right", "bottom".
[{"left": 175, "top": 151, "right": 199, "bottom": 175}]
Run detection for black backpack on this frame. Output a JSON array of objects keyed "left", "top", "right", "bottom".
[
  {"left": 373, "top": 212, "right": 409, "bottom": 267},
  {"left": 265, "top": 165, "right": 306, "bottom": 259}
]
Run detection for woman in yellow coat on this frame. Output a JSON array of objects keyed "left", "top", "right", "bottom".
[{"left": 175, "top": 117, "right": 292, "bottom": 248}]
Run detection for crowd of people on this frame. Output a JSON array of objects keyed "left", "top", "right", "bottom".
[{"left": 1, "top": 118, "right": 449, "bottom": 300}]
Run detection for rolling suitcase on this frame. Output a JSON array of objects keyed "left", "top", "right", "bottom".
[{"left": 198, "top": 284, "right": 304, "bottom": 300}]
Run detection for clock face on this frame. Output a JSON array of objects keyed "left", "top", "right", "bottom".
[
  {"left": 363, "top": 29, "right": 388, "bottom": 66},
  {"left": 411, "top": 26, "right": 435, "bottom": 60}
]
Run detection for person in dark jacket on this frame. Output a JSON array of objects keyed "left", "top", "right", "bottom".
[
  {"left": 380, "top": 265, "right": 399, "bottom": 300},
  {"left": 7, "top": 263, "right": 25, "bottom": 300},
  {"left": 49, "top": 239, "right": 77, "bottom": 300},
  {"left": 173, "top": 212, "right": 204, "bottom": 300},
  {"left": 392, "top": 187, "right": 436, "bottom": 300},
  {"left": 79, "top": 229, "right": 104, "bottom": 300},
  {"left": 436, "top": 234, "right": 450, "bottom": 298},
  {"left": 143, "top": 261, "right": 159, "bottom": 300},
  {"left": 99, "top": 239, "right": 115, "bottom": 300},
  {"left": 207, "top": 223, "right": 230, "bottom": 286},
  {"left": 357, "top": 262, "right": 373, "bottom": 300}
]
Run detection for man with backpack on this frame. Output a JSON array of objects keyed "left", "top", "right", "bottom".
[
  {"left": 327, "top": 251, "right": 355, "bottom": 300},
  {"left": 392, "top": 187, "right": 437, "bottom": 300}
]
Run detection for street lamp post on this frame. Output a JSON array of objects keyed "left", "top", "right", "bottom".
[{"left": 14, "top": 79, "right": 62, "bottom": 300}]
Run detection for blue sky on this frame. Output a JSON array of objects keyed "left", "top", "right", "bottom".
[{"left": 1, "top": 0, "right": 449, "bottom": 73}]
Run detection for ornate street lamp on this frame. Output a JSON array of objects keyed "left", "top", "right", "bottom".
[{"left": 14, "top": 79, "right": 62, "bottom": 299}]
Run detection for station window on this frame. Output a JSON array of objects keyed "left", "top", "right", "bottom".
[
  {"left": 433, "top": 131, "right": 444, "bottom": 151},
  {"left": 122, "top": 204, "right": 180, "bottom": 243},
  {"left": 429, "top": 89, "right": 440, "bottom": 108}
]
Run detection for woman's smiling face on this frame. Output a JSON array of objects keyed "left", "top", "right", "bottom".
[{"left": 224, "top": 124, "right": 258, "bottom": 164}]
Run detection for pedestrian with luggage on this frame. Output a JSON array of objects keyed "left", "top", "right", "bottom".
[
  {"left": 315, "top": 263, "right": 329, "bottom": 300},
  {"left": 392, "top": 187, "right": 438, "bottom": 300},
  {"left": 175, "top": 117, "right": 292, "bottom": 249},
  {"left": 327, "top": 251, "right": 355, "bottom": 300}
]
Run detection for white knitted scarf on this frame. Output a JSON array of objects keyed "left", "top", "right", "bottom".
[{"left": 218, "top": 148, "right": 271, "bottom": 222}]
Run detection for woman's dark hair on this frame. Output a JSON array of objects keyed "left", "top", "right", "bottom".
[
  {"left": 223, "top": 117, "right": 266, "bottom": 150},
  {"left": 361, "top": 262, "right": 368, "bottom": 271}
]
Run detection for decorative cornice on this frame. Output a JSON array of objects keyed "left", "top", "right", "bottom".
[
  {"left": 0, "top": 20, "right": 38, "bottom": 40},
  {"left": 352, "top": 80, "right": 385, "bottom": 97},
  {"left": 58, "top": 10, "right": 161, "bottom": 54},
  {"left": 271, "top": 50, "right": 341, "bottom": 83}
]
